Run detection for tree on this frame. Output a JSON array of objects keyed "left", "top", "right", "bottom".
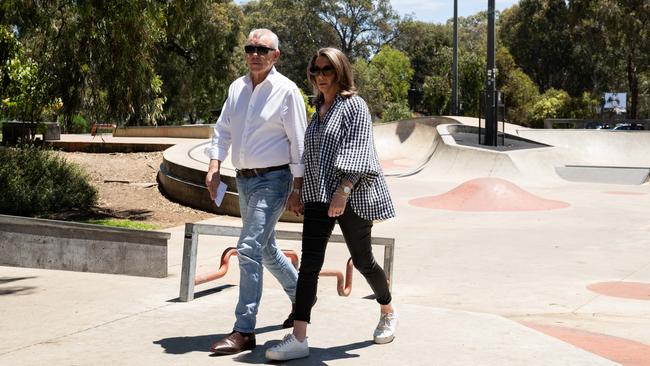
[
  {"left": 354, "top": 45, "right": 413, "bottom": 118},
  {"left": 499, "top": 1, "right": 579, "bottom": 94},
  {"left": 530, "top": 88, "right": 571, "bottom": 127},
  {"left": 157, "top": 0, "right": 245, "bottom": 124},
  {"left": 319, "top": 0, "right": 399, "bottom": 59},
  {"left": 392, "top": 20, "right": 451, "bottom": 111},
  {"left": 578, "top": 1, "right": 650, "bottom": 119},
  {"left": 497, "top": 47, "right": 539, "bottom": 125},
  {"left": 243, "top": 0, "right": 337, "bottom": 92}
]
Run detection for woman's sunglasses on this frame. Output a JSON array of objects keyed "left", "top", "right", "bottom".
[
  {"left": 309, "top": 65, "right": 335, "bottom": 77},
  {"left": 244, "top": 45, "right": 275, "bottom": 55}
]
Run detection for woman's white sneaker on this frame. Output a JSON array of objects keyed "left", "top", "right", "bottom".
[
  {"left": 373, "top": 312, "right": 398, "bottom": 344},
  {"left": 265, "top": 334, "right": 309, "bottom": 361}
]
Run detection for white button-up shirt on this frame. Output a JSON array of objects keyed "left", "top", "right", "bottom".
[{"left": 207, "top": 67, "right": 307, "bottom": 177}]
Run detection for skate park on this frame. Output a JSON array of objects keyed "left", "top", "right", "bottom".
[{"left": 1, "top": 116, "right": 649, "bottom": 365}]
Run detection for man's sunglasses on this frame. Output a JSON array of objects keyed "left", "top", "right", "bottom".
[
  {"left": 244, "top": 45, "right": 275, "bottom": 55},
  {"left": 309, "top": 65, "right": 335, "bottom": 77}
]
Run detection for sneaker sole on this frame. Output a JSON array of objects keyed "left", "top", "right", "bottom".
[
  {"left": 373, "top": 334, "right": 395, "bottom": 344},
  {"left": 265, "top": 349, "right": 309, "bottom": 361}
]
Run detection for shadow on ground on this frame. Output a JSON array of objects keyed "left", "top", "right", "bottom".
[
  {"left": 0, "top": 276, "right": 38, "bottom": 296},
  {"left": 233, "top": 340, "right": 373, "bottom": 365},
  {"left": 153, "top": 325, "right": 283, "bottom": 355}
]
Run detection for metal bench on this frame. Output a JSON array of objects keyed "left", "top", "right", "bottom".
[{"left": 179, "top": 223, "right": 395, "bottom": 302}]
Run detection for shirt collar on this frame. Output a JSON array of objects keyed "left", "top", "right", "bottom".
[{"left": 244, "top": 66, "right": 278, "bottom": 88}]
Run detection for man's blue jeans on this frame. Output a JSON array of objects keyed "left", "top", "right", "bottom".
[{"left": 233, "top": 168, "right": 298, "bottom": 333}]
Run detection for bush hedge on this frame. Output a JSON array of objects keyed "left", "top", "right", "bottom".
[{"left": 0, "top": 146, "right": 97, "bottom": 216}]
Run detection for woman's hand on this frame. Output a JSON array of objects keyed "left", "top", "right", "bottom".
[{"left": 328, "top": 192, "right": 347, "bottom": 217}]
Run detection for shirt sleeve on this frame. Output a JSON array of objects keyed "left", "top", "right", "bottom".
[
  {"left": 281, "top": 87, "right": 307, "bottom": 177},
  {"left": 206, "top": 84, "right": 233, "bottom": 161},
  {"left": 334, "top": 96, "right": 381, "bottom": 188}
]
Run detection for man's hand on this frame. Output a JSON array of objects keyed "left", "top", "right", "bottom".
[
  {"left": 205, "top": 160, "right": 221, "bottom": 201},
  {"left": 286, "top": 190, "right": 303, "bottom": 216},
  {"left": 287, "top": 177, "right": 304, "bottom": 216}
]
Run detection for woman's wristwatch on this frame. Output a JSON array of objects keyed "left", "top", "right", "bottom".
[{"left": 336, "top": 185, "right": 351, "bottom": 198}]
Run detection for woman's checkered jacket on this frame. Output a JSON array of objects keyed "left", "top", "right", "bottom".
[{"left": 301, "top": 93, "right": 396, "bottom": 221}]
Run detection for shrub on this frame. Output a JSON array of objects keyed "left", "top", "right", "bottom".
[
  {"left": 381, "top": 103, "right": 412, "bottom": 123},
  {"left": 0, "top": 146, "right": 97, "bottom": 216}
]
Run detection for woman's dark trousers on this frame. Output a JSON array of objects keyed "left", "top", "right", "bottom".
[{"left": 293, "top": 202, "right": 392, "bottom": 322}]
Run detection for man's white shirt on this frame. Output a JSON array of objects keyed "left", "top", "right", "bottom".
[{"left": 207, "top": 67, "right": 307, "bottom": 177}]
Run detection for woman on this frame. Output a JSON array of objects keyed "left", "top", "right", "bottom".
[{"left": 266, "top": 47, "right": 397, "bottom": 361}]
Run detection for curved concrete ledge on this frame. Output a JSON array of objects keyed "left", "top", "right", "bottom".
[
  {"left": 158, "top": 141, "right": 302, "bottom": 223},
  {"left": 113, "top": 125, "right": 213, "bottom": 138},
  {"left": 0, "top": 214, "right": 170, "bottom": 278}
]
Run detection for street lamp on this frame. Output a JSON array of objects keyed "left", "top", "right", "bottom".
[
  {"left": 451, "top": 0, "right": 458, "bottom": 116},
  {"left": 483, "top": 0, "right": 498, "bottom": 146}
]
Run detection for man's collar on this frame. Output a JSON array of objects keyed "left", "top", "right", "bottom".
[{"left": 245, "top": 66, "right": 277, "bottom": 87}]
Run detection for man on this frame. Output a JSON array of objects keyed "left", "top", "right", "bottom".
[{"left": 205, "top": 28, "right": 306, "bottom": 355}]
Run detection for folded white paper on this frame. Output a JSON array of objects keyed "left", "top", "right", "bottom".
[{"left": 214, "top": 181, "right": 227, "bottom": 207}]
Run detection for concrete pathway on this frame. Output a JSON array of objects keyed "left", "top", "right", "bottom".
[{"left": 2, "top": 121, "right": 649, "bottom": 365}]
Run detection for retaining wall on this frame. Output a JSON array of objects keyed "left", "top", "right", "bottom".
[{"left": 0, "top": 214, "right": 169, "bottom": 278}]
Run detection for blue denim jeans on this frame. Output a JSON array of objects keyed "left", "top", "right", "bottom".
[{"left": 233, "top": 168, "right": 298, "bottom": 333}]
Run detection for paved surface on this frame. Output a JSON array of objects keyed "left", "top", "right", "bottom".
[{"left": 2, "top": 119, "right": 650, "bottom": 365}]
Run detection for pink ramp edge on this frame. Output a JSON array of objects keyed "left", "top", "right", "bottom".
[
  {"left": 587, "top": 281, "right": 650, "bottom": 301},
  {"left": 521, "top": 322, "right": 650, "bottom": 366},
  {"left": 409, "top": 177, "right": 570, "bottom": 211}
]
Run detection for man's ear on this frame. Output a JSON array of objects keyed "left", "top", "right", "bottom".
[{"left": 273, "top": 49, "right": 281, "bottom": 63}]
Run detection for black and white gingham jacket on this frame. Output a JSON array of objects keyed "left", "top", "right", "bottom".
[{"left": 302, "top": 94, "right": 396, "bottom": 221}]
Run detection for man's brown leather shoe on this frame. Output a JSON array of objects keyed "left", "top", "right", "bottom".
[{"left": 210, "top": 331, "right": 256, "bottom": 355}]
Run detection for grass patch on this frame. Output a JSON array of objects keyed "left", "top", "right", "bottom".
[{"left": 86, "top": 218, "right": 158, "bottom": 231}]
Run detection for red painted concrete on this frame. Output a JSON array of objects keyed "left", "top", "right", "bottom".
[
  {"left": 587, "top": 282, "right": 650, "bottom": 301},
  {"left": 409, "top": 177, "right": 570, "bottom": 211},
  {"left": 521, "top": 322, "right": 650, "bottom": 366},
  {"left": 380, "top": 158, "right": 410, "bottom": 170},
  {"left": 604, "top": 191, "right": 647, "bottom": 196}
]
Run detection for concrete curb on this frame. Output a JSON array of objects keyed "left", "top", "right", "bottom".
[{"left": 0, "top": 214, "right": 170, "bottom": 278}]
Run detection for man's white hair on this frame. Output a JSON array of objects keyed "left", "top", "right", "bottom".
[{"left": 247, "top": 28, "right": 279, "bottom": 50}]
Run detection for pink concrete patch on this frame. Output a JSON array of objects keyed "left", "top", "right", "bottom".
[
  {"left": 408, "top": 177, "right": 570, "bottom": 211},
  {"left": 587, "top": 282, "right": 650, "bottom": 300},
  {"left": 604, "top": 191, "right": 647, "bottom": 196},
  {"left": 379, "top": 158, "right": 409, "bottom": 170},
  {"left": 521, "top": 322, "right": 650, "bottom": 366}
]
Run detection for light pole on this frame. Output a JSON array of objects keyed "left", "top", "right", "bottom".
[
  {"left": 451, "top": 0, "right": 458, "bottom": 116},
  {"left": 483, "top": 0, "right": 498, "bottom": 146}
]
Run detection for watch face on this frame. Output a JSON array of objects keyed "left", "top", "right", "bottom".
[{"left": 343, "top": 186, "right": 351, "bottom": 194}]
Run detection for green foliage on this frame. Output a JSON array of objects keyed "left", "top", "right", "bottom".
[
  {"left": 355, "top": 46, "right": 413, "bottom": 118},
  {"left": 319, "top": 0, "right": 399, "bottom": 59},
  {"left": 381, "top": 102, "right": 412, "bottom": 123},
  {"left": 66, "top": 114, "right": 89, "bottom": 134},
  {"left": 300, "top": 88, "right": 315, "bottom": 120},
  {"left": 497, "top": 47, "right": 539, "bottom": 126},
  {"left": 86, "top": 218, "right": 158, "bottom": 231},
  {"left": 499, "top": 0, "right": 650, "bottom": 119},
  {"left": 244, "top": 0, "right": 336, "bottom": 92},
  {"left": 157, "top": 0, "right": 246, "bottom": 124},
  {"left": 458, "top": 51, "right": 485, "bottom": 117},
  {"left": 422, "top": 75, "right": 451, "bottom": 116},
  {"left": 0, "top": 146, "right": 97, "bottom": 216},
  {"left": 529, "top": 88, "right": 571, "bottom": 127}
]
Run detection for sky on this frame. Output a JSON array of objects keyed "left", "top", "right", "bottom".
[
  {"left": 391, "top": 0, "right": 519, "bottom": 24},
  {"left": 235, "top": 1, "right": 520, "bottom": 25}
]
